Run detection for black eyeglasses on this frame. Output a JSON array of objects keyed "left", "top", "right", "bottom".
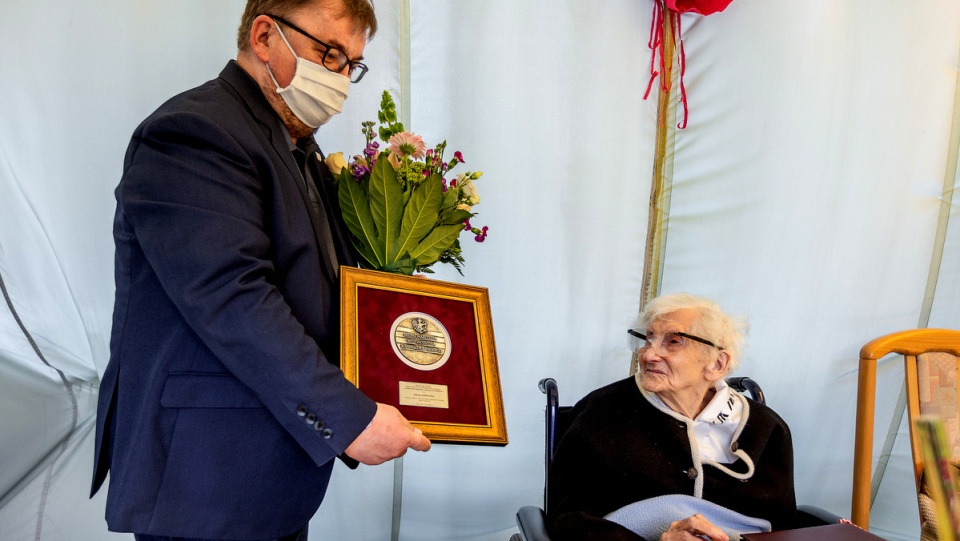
[
  {"left": 266, "top": 14, "right": 369, "bottom": 83},
  {"left": 627, "top": 329, "right": 723, "bottom": 353}
]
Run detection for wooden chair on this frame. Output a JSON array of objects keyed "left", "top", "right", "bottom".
[{"left": 851, "top": 329, "right": 960, "bottom": 529}]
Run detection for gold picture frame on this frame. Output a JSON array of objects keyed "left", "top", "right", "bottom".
[{"left": 340, "top": 266, "right": 507, "bottom": 445}]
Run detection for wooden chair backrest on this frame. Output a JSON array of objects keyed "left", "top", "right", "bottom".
[{"left": 851, "top": 329, "right": 960, "bottom": 529}]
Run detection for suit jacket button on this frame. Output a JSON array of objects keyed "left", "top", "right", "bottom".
[
  {"left": 314, "top": 420, "right": 326, "bottom": 431},
  {"left": 731, "top": 441, "right": 739, "bottom": 452},
  {"left": 305, "top": 413, "right": 317, "bottom": 424},
  {"left": 687, "top": 467, "right": 698, "bottom": 479},
  {"left": 322, "top": 428, "right": 334, "bottom": 439},
  {"left": 296, "top": 406, "right": 308, "bottom": 417}
]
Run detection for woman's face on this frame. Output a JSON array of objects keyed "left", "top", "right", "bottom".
[{"left": 638, "top": 309, "right": 724, "bottom": 402}]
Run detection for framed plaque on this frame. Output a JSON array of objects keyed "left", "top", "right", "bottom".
[{"left": 340, "top": 266, "right": 507, "bottom": 445}]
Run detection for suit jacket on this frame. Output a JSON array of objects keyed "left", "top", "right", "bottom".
[{"left": 91, "top": 60, "right": 377, "bottom": 539}]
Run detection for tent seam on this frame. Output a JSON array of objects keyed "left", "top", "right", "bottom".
[
  {"left": 635, "top": 8, "right": 679, "bottom": 375},
  {"left": 392, "top": 5, "right": 411, "bottom": 541},
  {"left": 399, "top": 0, "right": 411, "bottom": 129},
  {"left": 869, "top": 43, "right": 960, "bottom": 511},
  {"left": 0, "top": 270, "right": 79, "bottom": 540}
]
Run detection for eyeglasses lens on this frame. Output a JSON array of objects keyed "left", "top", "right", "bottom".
[
  {"left": 322, "top": 49, "right": 366, "bottom": 83},
  {"left": 322, "top": 49, "right": 348, "bottom": 73},
  {"left": 640, "top": 332, "right": 686, "bottom": 353}
]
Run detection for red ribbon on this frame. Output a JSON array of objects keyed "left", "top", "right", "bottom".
[
  {"left": 666, "top": 0, "right": 733, "bottom": 15},
  {"left": 643, "top": 0, "right": 733, "bottom": 129}
]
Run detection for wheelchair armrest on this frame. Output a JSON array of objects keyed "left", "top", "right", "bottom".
[
  {"left": 796, "top": 504, "right": 844, "bottom": 527},
  {"left": 516, "top": 505, "right": 552, "bottom": 541}
]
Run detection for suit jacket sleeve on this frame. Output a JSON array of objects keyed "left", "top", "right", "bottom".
[{"left": 118, "top": 108, "right": 376, "bottom": 465}]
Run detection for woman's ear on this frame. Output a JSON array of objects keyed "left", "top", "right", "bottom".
[{"left": 704, "top": 350, "right": 731, "bottom": 381}]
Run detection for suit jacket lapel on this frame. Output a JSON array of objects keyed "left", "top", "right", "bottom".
[{"left": 217, "top": 61, "right": 343, "bottom": 283}]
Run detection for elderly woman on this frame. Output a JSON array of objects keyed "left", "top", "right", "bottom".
[{"left": 547, "top": 293, "right": 796, "bottom": 541}]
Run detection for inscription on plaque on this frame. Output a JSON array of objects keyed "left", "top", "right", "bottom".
[
  {"left": 399, "top": 381, "right": 450, "bottom": 409},
  {"left": 390, "top": 312, "right": 452, "bottom": 371}
]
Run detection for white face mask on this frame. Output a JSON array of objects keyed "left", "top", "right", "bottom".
[{"left": 266, "top": 24, "right": 350, "bottom": 128}]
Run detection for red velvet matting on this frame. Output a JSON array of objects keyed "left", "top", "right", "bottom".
[{"left": 355, "top": 286, "right": 487, "bottom": 426}]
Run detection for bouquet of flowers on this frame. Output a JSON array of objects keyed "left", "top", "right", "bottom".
[{"left": 324, "top": 91, "right": 488, "bottom": 276}]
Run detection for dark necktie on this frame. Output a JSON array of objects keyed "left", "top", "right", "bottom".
[{"left": 294, "top": 139, "right": 340, "bottom": 280}]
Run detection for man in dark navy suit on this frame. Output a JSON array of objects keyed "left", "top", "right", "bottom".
[{"left": 91, "top": 1, "right": 431, "bottom": 539}]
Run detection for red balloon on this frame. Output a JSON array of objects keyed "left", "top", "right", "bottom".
[{"left": 665, "top": 0, "right": 733, "bottom": 15}]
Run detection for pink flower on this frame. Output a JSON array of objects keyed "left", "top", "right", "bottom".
[
  {"left": 475, "top": 225, "right": 489, "bottom": 242},
  {"left": 388, "top": 132, "right": 427, "bottom": 159},
  {"left": 454, "top": 151, "right": 465, "bottom": 163}
]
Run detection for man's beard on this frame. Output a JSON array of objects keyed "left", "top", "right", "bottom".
[{"left": 259, "top": 77, "right": 315, "bottom": 140}]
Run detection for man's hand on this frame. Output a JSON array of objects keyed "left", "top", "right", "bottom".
[
  {"left": 344, "top": 403, "right": 432, "bottom": 465},
  {"left": 659, "top": 514, "right": 729, "bottom": 541}
]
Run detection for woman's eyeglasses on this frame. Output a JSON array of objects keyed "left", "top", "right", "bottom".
[{"left": 627, "top": 329, "right": 723, "bottom": 353}]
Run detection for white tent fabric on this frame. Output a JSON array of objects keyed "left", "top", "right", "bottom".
[{"left": 1, "top": 1, "right": 958, "bottom": 540}]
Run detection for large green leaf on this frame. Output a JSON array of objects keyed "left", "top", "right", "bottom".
[
  {"left": 381, "top": 257, "right": 417, "bottom": 276},
  {"left": 338, "top": 176, "right": 385, "bottom": 267},
  {"left": 368, "top": 158, "right": 404, "bottom": 263},
  {"left": 397, "top": 177, "right": 443, "bottom": 259},
  {"left": 335, "top": 168, "right": 353, "bottom": 187},
  {"left": 409, "top": 224, "right": 464, "bottom": 267}
]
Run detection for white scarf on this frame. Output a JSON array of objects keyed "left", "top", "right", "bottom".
[
  {"left": 636, "top": 375, "right": 756, "bottom": 496},
  {"left": 690, "top": 381, "right": 742, "bottom": 464}
]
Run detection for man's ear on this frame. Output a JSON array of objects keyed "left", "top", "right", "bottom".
[{"left": 248, "top": 15, "right": 275, "bottom": 63}]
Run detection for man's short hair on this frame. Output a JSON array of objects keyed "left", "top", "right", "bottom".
[{"left": 237, "top": 0, "right": 378, "bottom": 51}]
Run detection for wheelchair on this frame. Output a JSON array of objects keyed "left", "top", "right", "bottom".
[{"left": 511, "top": 377, "right": 840, "bottom": 541}]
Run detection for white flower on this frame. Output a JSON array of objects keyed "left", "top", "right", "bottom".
[{"left": 459, "top": 176, "right": 480, "bottom": 206}]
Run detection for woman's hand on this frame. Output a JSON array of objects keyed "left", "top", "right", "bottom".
[{"left": 659, "top": 514, "right": 729, "bottom": 541}]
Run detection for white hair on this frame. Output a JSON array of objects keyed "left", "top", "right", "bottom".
[{"left": 633, "top": 292, "right": 748, "bottom": 373}]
